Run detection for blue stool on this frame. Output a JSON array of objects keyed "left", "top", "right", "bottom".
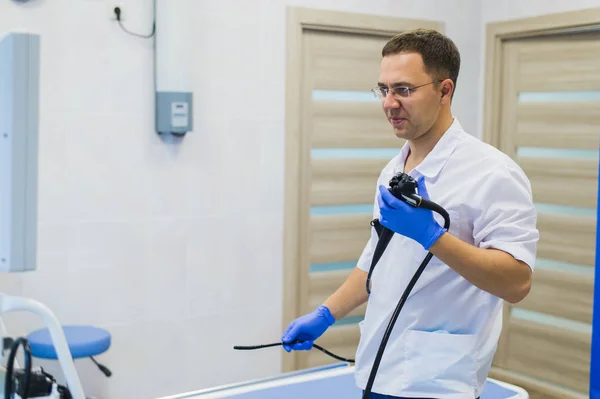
[{"left": 27, "top": 325, "right": 112, "bottom": 377}]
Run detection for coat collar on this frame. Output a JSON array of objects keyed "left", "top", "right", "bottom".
[{"left": 395, "top": 118, "right": 464, "bottom": 178}]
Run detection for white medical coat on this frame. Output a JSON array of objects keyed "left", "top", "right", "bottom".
[{"left": 354, "top": 119, "right": 539, "bottom": 399}]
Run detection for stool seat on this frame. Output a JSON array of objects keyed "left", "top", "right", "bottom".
[{"left": 27, "top": 325, "right": 111, "bottom": 359}]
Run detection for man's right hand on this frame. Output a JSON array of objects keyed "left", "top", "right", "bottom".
[{"left": 281, "top": 305, "right": 335, "bottom": 352}]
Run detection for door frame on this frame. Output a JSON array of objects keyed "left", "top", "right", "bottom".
[
  {"left": 482, "top": 6, "right": 600, "bottom": 396},
  {"left": 483, "top": 7, "right": 600, "bottom": 149},
  {"left": 283, "top": 6, "right": 443, "bottom": 372}
]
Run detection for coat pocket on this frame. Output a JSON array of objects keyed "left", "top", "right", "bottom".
[{"left": 401, "top": 329, "right": 478, "bottom": 396}]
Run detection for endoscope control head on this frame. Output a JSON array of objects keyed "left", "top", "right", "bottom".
[{"left": 388, "top": 172, "right": 421, "bottom": 207}]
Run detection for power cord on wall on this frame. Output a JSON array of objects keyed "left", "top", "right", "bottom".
[{"left": 113, "top": 7, "right": 155, "bottom": 39}]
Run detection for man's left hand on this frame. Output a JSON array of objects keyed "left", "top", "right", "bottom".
[{"left": 377, "top": 176, "right": 446, "bottom": 250}]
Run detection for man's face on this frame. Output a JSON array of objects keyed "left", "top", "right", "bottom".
[{"left": 377, "top": 52, "right": 442, "bottom": 141}]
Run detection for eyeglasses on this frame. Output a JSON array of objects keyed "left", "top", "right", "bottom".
[{"left": 371, "top": 80, "right": 441, "bottom": 101}]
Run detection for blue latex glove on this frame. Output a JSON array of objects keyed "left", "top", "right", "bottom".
[
  {"left": 377, "top": 176, "right": 446, "bottom": 250},
  {"left": 281, "top": 305, "right": 335, "bottom": 352}
]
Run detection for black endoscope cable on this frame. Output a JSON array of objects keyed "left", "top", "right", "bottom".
[
  {"left": 362, "top": 172, "right": 450, "bottom": 399},
  {"left": 233, "top": 340, "right": 355, "bottom": 363},
  {"left": 232, "top": 173, "right": 450, "bottom": 399},
  {"left": 365, "top": 222, "right": 394, "bottom": 295}
]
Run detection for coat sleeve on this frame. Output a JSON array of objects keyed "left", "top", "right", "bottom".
[{"left": 471, "top": 162, "right": 539, "bottom": 271}]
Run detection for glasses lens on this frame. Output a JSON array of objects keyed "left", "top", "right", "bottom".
[{"left": 394, "top": 87, "right": 410, "bottom": 98}]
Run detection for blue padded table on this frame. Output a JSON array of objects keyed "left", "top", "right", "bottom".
[{"left": 156, "top": 363, "right": 528, "bottom": 399}]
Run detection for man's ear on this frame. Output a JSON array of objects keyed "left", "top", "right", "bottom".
[{"left": 440, "top": 79, "right": 454, "bottom": 103}]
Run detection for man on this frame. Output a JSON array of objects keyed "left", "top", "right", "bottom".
[{"left": 281, "top": 29, "right": 539, "bottom": 398}]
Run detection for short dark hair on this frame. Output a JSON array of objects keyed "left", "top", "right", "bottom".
[{"left": 382, "top": 29, "right": 460, "bottom": 97}]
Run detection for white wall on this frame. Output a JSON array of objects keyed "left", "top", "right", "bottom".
[
  {"left": 0, "top": 1, "right": 482, "bottom": 398},
  {"left": 476, "top": 0, "right": 600, "bottom": 139}
]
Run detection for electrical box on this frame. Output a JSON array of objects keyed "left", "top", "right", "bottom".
[
  {"left": 155, "top": 92, "right": 193, "bottom": 135},
  {"left": 0, "top": 32, "right": 40, "bottom": 273}
]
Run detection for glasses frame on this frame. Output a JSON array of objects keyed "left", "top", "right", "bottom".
[{"left": 371, "top": 80, "right": 443, "bottom": 101}]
